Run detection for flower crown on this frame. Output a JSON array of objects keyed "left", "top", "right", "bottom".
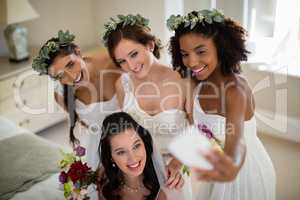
[
  {"left": 167, "top": 9, "right": 225, "bottom": 31},
  {"left": 102, "top": 14, "right": 150, "bottom": 45},
  {"left": 32, "top": 30, "right": 75, "bottom": 75}
]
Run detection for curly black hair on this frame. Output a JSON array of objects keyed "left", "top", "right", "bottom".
[
  {"left": 169, "top": 11, "right": 250, "bottom": 78},
  {"left": 99, "top": 112, "right": 159, "bottom": 200}
]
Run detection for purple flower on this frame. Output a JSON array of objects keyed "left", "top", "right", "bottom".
[
  {"left": 74, "top": 146, "right": 86, "bottom": 157},
  {"left": 59, "top": 171, "right": 68, "bottom": 184},
  {"left": 74, "top": 182, "right": 81, "bottom": 189},
  {"left": 197, "top": 123, "right": 214, "bottom": 139}
]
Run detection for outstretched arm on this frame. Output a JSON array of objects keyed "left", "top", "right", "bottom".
[{"left": 193, "top": 84, "right": 248, "bottom": 182}]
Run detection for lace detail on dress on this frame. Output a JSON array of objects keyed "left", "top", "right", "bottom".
[{"left": 121, "top": 73, "right": 132, "bottom": 93}]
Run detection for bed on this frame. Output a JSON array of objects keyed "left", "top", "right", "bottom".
[{"left": 0, "top": 116, "right": 65, "bottom": 200}]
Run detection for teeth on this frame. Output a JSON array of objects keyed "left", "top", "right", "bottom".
[
  {"left": 128, "top": 162, "right": 140, "bottom": 168},
  {"left": 74, "top": 72, "right": 82, "bottom": 83},
  {"left": 192, "top": 65, "right": 207, "bottom": 76}
]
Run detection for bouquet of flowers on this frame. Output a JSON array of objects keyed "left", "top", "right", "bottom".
[
  {"left": 58, "top": 146, "right": 97, "bottom": 200},
  {"left": 197, "top": 123, "right": 224, "bottom": 152},
  {"left": 179, "top": 124, "right": 223, "bottom": 176}
]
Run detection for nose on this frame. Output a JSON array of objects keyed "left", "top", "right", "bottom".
[
  {"left": 188, "top": 54, "right": 199, "bottom": 69},
  {"left": 127, "top": 59, "right": 139, "bottom": 72},
  {"left": 63, "top": 69, "right": 77, "bottom": 83},
  {"left": 127, "top": 151, "right": 138, "bottom": 163}
]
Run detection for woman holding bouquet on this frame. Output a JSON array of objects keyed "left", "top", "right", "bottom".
[{"left": 32, "top": 30, "right": 123, "bottom": 199}]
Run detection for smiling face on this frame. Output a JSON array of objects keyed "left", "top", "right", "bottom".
[
  {"left": 110, "top": 128, "right": 147, "bottom": 178},
  {"left": 48, "top": 53, "right": 87, "bottom": 86},
  {"left": 114, "top": 39, "right": 154, "bottom": 79},
  {"left": 179, "top": 33, "right": 219, "bottom": 80}
]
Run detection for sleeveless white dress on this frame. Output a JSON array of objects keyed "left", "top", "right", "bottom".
[
  {"left": 193, "top": 82, "right": 276, "bottom": 200},
  {"left": 54, "top": 81, "right": 119, "bottom": 200},
  {"left": 120, "top": 73, "right": 193, "bottom": 200}
]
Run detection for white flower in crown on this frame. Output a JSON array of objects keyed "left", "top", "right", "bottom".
[
  {"left": 102, "top": 14, "right": 150, "bottom": 46},
  {"left": 166, "top": 9, "right": 225, "bottom": 31}
]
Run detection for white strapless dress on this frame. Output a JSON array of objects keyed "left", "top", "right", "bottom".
[
  {"left": 120, "top": 73, "right": 193, "bottom": 200},
  {"left": 54, "top": 81, "right": 120, "bottom": 200},
  {"left": 192, "top": 83, "right": 276, "bottom": 200}
]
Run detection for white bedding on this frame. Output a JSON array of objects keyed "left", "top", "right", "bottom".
[{"left": 0, "top": 116, "right": 65, "bottom": 200}]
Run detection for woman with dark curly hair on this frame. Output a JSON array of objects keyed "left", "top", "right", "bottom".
[
  {"left": 98, "top": 112, "right": 166, "bottom": 200},
  {"left": 167, "top": 9, "right": 275, "bottom": 200}
]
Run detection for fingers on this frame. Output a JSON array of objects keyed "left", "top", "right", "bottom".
[
  {"left": 166, "top": 168, "right": 177, "bottom": 185},
  {"left": 194, "top": 150, "right": 240, "bottom": 182},
  {"left": 175, "top": 176, "right": 184, "bottom": 189},
  {"left": 167, "top": 172, "right": 182, "bottom": 189}
]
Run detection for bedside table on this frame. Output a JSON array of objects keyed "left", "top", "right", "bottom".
[{"left": 0, "top": 57, "right": 66, "bottom": 133}]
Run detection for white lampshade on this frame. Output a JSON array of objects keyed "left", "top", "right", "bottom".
[{"left": 0, "top": 0, "right": 39, "bottom": 25}]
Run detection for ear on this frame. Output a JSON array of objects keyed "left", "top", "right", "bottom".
[
  {"left": 146, "top": 40, "right": 155, "bottom": 52},
  {"left": 74, "top": 47, "right": 81, "bottom": 55}
]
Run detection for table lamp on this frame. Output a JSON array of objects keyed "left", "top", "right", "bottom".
[{"left": 0, "top": 0, "right": 39, "bottom": 62}]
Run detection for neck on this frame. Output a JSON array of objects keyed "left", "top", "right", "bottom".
[
  {"left": 123, "top": 174, "right": 143, "bottom": 189},
  {"left": 135, "top": 59, "right": 162, "bottom": 82},
  {"left": 206, "top": 65, "right": 225, "bottom": 85}
]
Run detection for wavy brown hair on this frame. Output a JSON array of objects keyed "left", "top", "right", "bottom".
[
  {"left": 105, "top": 24, "right": 162, "bottom": 67},
  {"left": 169, "top": 11, "right": 250, "bottom": 78}
]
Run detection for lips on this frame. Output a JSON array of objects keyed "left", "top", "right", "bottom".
[
  {"left": 133, "top": 64, "right": 143, "bottom": 73},
  {"left": 192, "top": 65, "right": 207, "bottom": 77},
  {"left": 74, "top": 71, "right": 83, "bottom": 84},
  {"left": 127, "top": 161, "right": 142, "bottom": 171}
]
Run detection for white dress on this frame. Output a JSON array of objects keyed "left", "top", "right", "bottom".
[
  {"left": 54, "top": 81, "right": 120, "bottom": 200},
  {"left": 193, "top": 83, "right": 276, "bottom": 200},
  {"left": 121, "top": 73, "right": 193, "bottom": 200}
]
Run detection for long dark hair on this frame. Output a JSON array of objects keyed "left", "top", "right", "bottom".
[
  {"left": 42, "top": 38, "right": 79, "bottom": 145},
  {"left": 169, "top": 11, "right": 249, "bottom": 78},
  {"left": 99, "top": 112, "right": 159, "bottom": 200},
  {"left": 105, "top": 24, "right": 162, "bottom": 67}
]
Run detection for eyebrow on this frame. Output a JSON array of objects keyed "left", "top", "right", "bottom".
[
  {"left": 65, "top": 60, "right": 73, "bottom": 67},
  {"left": 133, "top": 138, "right": 141, "bottom": 145},
  {"left": 180, "top": 44, "right": 206, "bottom": 53},
  {"left": 113, "top": 138, "right": 141, "bottom": 152},
  {"left": 115, "top": 49, "right": 137, "bottom": 62}
]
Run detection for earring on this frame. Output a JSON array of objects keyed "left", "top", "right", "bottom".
[{"left": 112, "top": 162, "right": 116, "bottom": 167}]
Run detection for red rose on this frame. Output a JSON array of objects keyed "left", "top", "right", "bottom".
[{"left": 67, "top": 161, "right": 90, "bottom": 183}]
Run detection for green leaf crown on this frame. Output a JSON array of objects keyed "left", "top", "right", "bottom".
[
  {"left": 167, "top": 9, "right": 224, "bottom": 31},
  {"left": 102, "top": 14, "right": 150, "bottom": 46},
  {"left": 32, "top": 30, "right": 75, "bottom": 75}
]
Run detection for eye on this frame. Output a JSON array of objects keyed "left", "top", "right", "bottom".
[
  {"left": 116, "top": 150, "right": 126, "bottom": 156},
  {"left": 52, "top": 71, "right": 64, "bottom": 80},
  {"left": 196, "top": 49, "right": 205, "bottom": 55},
  {"left": 117, "top": 60, "right": 126, "bottom": 66},
  {"left": 181, "top": 52, "right": 188, "bottom": 58},
  {"left": 66, "top": 61, "right": 75, "bottom": 68},
  {"left": 130, "top": 51, "right": 138, "bottom": 58},
  {"left": 133, "top": 143, "right": 141, "bottom": 150}
]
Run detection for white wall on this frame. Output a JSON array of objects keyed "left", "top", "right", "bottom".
[
  {"left": 184, "top": 0, "right": 211, "bottom": 13},
  {"left": 23, "top": 0, "right": 98, "bottom": 50},
  {"left": 93, "top": 0, "right": 165, "bottom": 43}
]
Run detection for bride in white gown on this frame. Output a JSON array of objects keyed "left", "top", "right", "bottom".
[
  {"left": 32, "top": 30, "right": 123, "bottom": 200},
  {"left": 167, "top": 9, "right": 276, "bottom": 200},
  {"left": 102, "top": 14, "right": 193, "bottom": 199}
]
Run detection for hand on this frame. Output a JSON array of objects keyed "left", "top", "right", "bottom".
[
  {"left": 165, "top": 158, "right": 184, "bottom": 189},
  {"left": 193, "top": 149, "right": 240, "bottom": 182}
]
